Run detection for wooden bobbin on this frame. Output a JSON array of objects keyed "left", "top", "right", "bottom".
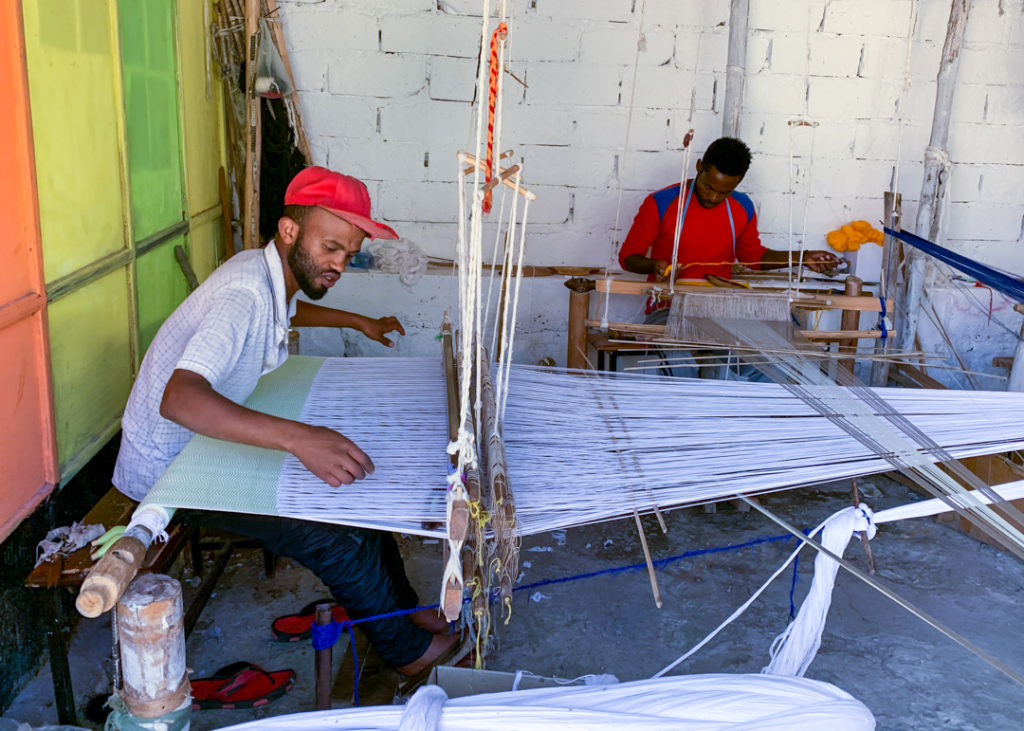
[
  {"left": 116, "top": 574, "right": 189, "bottom": 718},
  {"left": 76, "top": 535, "right": 148, "bottom": 618}
]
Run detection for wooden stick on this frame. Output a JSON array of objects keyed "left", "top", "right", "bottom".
[
  {"left": 480, "top": 164, "right": 521, "bottom": 196},
  {"left": 480, "top": 347, "right": 518, "bottom": 614},
  {"left": 314, "top": 603, "right": 333, "bottom": 709},
  {"left": 458, "top": 151, "right": 537, "bottom": 201},
  {"left": 243, "top": 0, "right": 261, "bottom": 249},
  {"left": 218, "top": 166, "right": 233, "bottom": 261},
  {"left": 850, "top": 477, "right": 876, "bottom": 574},
  {"left": 463, "top": 148, "right": 513, "bottom": 174},
  {"left": 592, "top": 277, "right": 891, "bottom": 312},
  {"left": 585, "top": 318, "right": 883, "bottom": 342}
]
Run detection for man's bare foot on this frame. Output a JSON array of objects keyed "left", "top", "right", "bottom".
[
  {"left": 396, "top": 633, "right": 459, "bottom": 677},
  {"left": 409, "top": 607, "right": 450, "bottom": 634}
]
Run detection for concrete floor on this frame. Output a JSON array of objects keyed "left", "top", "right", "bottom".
[{"left": 5, "top": 476, "right": 1024, "bottom": 730}]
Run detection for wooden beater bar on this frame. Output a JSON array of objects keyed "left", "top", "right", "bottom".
[
  {"left": 479, "top": 349, "right": 517, "bottom": 615},
  {"left": 440, "top": 321, "right": 470, "bottom": 621}
]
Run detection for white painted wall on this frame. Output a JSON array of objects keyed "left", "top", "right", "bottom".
[{"left": 280, "top": 0, "right": 1024, "bottom": 386}]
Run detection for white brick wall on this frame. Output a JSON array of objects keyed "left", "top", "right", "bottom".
[{"left": 276, "top": 0, "right": 1024, "bottom": 376}]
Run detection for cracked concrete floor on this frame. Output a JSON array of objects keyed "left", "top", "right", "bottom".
[{"left": 5, "top": 476, "right": 1024, "bottom": 730}]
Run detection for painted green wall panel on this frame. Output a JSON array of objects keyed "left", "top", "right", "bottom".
[
  {"left": 178, "top": 0, "right": 225, "bottom": 218},
  {"left": 48, "top": 269, "right": 133, "bottom": 472},
  {"left": 136, "top": 238, "right": 190, "bottom": 353},
  {"left": 23, "top": 0, "right": 127, "bottom": 283},
  {"left": 118, "top": 0, "right": 185, "bottom": 241},
  {"left": 188, "top": 219, "right": 221, "bottom": 283}
]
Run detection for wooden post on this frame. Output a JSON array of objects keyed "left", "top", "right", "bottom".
[
  {"left": 898, "top": 0, "right": 972, "bottom": 355},
  {"left": 839, "top": 276, "right": 863, "bottom": 373},
  {"left": 565, "top": 278, "right": 595, "bottom": 370},
  {"left": 1007, "top": 303, "right": 1024, "bottom": 392},
  {"left": 722, "top": 0, "right": 749, "bottom": 138},
  {"left": 314, "top": 603, "right": 333, "bottom": 710},
  {"left": 243, "top": 0, "right": 262, "bottom": 249},
  {"left": 117, "top": 574, "right": 190, "bottom": 719},
  {"left": 870, "top": 192, "right": 901, "bottom": 387}
]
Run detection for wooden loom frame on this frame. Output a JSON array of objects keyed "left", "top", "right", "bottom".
[{"left": 565, "top": 275, "right": 889, "bottom": 372}]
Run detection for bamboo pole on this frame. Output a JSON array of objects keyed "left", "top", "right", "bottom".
[{"left": 898, "top": 0, "right": 971, "bottom": 354}]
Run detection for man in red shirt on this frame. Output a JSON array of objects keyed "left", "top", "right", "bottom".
[
  {"left": 619, "top": 137, "right": 839, "bottom": 311},
  {"left": 618, "top": 137, "right": 840, "bottom": 379}
]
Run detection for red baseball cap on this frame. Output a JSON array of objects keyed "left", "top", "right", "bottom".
[{"left": 284, "top": 166, "right": 399, "bottom": 240}]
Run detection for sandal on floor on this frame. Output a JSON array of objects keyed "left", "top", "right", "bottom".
[
  {"left": 271, "top": 599, "right": 350, "bottom": 642},
  {"left": 190, "top": 661, "right": 295, "bottom": 710}
]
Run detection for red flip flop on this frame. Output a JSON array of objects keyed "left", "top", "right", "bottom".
[
  {"left": 190, "top": 662, "right": 294, "bottom": 710},
  {"left": 271, "top": 599, "right": 350, "bottom": 642}
]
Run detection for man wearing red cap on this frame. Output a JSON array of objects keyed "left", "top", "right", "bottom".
[{"left": 113, "top": 166, "right": 458, "bottom": 679}]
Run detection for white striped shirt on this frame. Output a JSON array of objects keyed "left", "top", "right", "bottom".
[{"left": 113, "top": 244, "right": 297, "bottom": 500}]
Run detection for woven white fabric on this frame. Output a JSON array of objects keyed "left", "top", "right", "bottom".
[{"left": 114, "top": 244, "right": 297, "bottom": 500}]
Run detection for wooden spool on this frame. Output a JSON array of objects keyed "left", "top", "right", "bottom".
[
  {"left": 76, "top": 534, "right": 148, "bottom": 618},
  {"left": 116, "top": 574, "right": 190, "bottom": 718}
]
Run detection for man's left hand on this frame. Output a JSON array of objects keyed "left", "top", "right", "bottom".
[
  {"left": 359, "top": 315, "right": 406, "bottom": 347},
  {"left": 802, "top": 250, "right": 843, "bottom": 274}
]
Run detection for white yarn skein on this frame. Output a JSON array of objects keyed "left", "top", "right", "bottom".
[
  {"left": 398, "top": 685, "right": 448, "bottom": 731},
  {"left": 763, "top": 504, "right": 875, "bottom": 677},
  {"left": 370, "top": 241, "right": 428, "bottom": 286}
]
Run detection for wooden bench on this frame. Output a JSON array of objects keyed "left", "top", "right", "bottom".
[{"left": 24, "top": 487, "right": 269, "bottom": 725}]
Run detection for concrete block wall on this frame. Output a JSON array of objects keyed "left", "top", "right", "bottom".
[{"left": 280, "top": 0, "right": 1024, "bottom": 380}]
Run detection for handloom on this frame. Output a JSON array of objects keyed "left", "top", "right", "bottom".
[{"left": 137, "top": 353, "right": 1024, "bottom": 540}]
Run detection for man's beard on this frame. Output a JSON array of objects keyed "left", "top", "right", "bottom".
[{"left": 288, "top": 234, "right": 328, "bottom": 300}]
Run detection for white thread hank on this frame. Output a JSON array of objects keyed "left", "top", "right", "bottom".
[{"left": 763, "top": 505, "right": 874, "bottom": 677}]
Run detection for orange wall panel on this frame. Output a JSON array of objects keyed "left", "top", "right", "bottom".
[
  {"left": 0, "top": 315, "right": 57, "bottom": 540},
  {"left": 0, "top": 1, "right": 58, "bottom": 542}
]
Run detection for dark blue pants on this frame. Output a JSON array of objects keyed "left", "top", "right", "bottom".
[{"left": 183, "top": 510, "right": 432, "bottom": 667}]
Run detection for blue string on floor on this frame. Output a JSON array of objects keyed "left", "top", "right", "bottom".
[{"left": 309, "top": 530, "right": 803, "bottom": 705}]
